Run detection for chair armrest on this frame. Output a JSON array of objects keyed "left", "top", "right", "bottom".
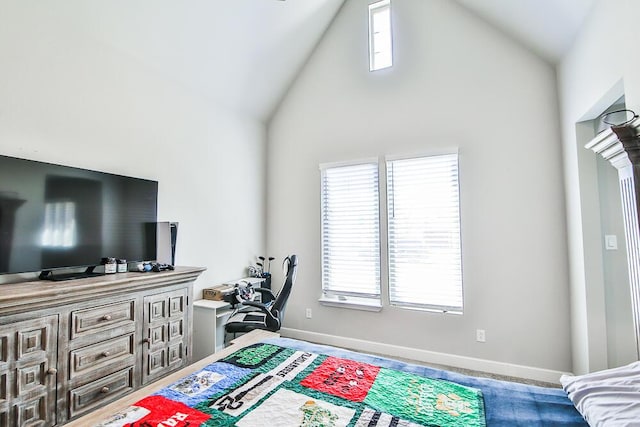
[
  {"left": 241, "top": 301, "right": 279, "bottom": 327},
  {"left": 241, "top": 300, "right": 270, "bottom": 313},
  {"left": 253, "top": 288, "right": 276, "bottom": 300}
]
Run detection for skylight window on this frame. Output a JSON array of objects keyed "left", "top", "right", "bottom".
[{"left": 368, "top": 0, "right": 393, "bottom": 71}]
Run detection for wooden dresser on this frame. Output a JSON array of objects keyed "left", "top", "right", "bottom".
[{"left": 0, "top": 266, "right": 204, "bottom": 426}]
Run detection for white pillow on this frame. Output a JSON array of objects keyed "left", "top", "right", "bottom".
[{"left": 560, "top": 361, "right": 640, "bottom": 426}]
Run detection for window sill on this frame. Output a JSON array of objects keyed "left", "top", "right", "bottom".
[
  {"left": 319, "top": 296, "right": 382, "bottom": 312},
  {"left": 391, "top": 303, "right": 463, "bottom": 315}
]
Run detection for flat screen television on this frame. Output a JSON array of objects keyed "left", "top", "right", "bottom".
[{"left": 0, "top": 154, "right": 158, "bottom": 280}]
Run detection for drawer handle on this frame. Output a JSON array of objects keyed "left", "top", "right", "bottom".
[
  {"left": 142, "top": 338, "right": 150, "bottom": 344},
  {"left": 47, "top": 368, "right": 57, "bottom": 375},
  {"left": 100, "top": 386, "right": 110, "bottom": 394},
  {"left": 102, "top": 351, "right": 111, "bottom": 357},
  {"left": 102, "top": 315, "right": 112, "bottom": 321}
]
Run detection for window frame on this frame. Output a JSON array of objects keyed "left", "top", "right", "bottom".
[
  {"left": 368, "top": 0, "right": 393, "bottom": 72},
  {"left": 318, "top": 151, "right": 464, "bottom": 314},
  {"left": 385, "top": 152, "right": 464, "bottom": 314},
  {"left": 319, "top": 159, "right": 383, "bottom": 311}
]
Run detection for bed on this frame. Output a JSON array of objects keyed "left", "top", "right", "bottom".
[{"left": 66, "top": 330, "right": 587, "bottom": 426}]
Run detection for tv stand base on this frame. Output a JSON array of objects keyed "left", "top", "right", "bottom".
[
  {"left": 39, "top": 266, "right": 103, "bottom": 281},
  {"left": 0, "top": 267, "right": 204, "bottom": 425}
]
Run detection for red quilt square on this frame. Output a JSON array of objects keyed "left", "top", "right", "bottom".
[
  {"left": 128, "top": 395, "right": 211, "bottom": 426},
  {"left": 300, "top": 357, "right": 380, "bottom": 402}
]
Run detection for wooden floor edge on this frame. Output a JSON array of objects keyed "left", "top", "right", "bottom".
[{"left": 63, "top": 330, "right": 280, "bottom": 426}]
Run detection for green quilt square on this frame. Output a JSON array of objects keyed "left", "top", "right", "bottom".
[{"left": 363, "top": 368, "right": 485, "bottom": 427}]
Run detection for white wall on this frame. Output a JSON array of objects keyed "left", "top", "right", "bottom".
[
  {"left": 558, "top": 0, "right": 640, "bottom": 374},
  {"left": 0, "top": 3, "right": 266, "bottom": 297},
  {"left": 268, "top": 0, "right": 572, "bottom": 373},
  {"left": 597, "top": 156, "right": 636, "bottom": 368}
]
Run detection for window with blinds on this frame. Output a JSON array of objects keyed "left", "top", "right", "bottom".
[
  {"left": 386, "top": 154, "right": 463, "bottom": 312},
  {"left": 320, "top": 161, "right": 381, "bottom": 301},
  {"left": 369, "top": 0, "right": 393, "bottom": 71}
]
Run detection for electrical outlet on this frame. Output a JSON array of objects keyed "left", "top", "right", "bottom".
[
  {"left": 476, "top": 329, "right": 486, "bottom": 343},
  {"left": 305, "top": 308, "right": 312, "bottom": 319}
]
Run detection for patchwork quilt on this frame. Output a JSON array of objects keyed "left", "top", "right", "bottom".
[{"left": 97, "top": 343, "right": 486, "bottom": 427}]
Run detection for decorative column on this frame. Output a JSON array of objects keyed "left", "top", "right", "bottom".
[{"left": 586, "top": 116, "right": 640, "bottom": 359}]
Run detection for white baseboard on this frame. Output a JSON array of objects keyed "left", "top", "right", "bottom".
[{"left": 280, "top": 327, "right": 568, "bottom": 384}]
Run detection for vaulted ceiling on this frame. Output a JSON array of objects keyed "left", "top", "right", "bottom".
[
  {"left": 455, "top": 0, "right": 596, "bottom": 63},
  {"left": 35, "top": 0, "right": 345, "bottom": 121},
  {"left": 8, "top": 0, "right": 597, "bottom": 122}
]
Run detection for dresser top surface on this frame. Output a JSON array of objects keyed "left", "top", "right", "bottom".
[{"left": 0, "top": 266, "right": 205, "bottom": 314}]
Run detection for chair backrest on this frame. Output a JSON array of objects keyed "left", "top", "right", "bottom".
[{"left": 270, "top": 255, "right": 298, "bottom": 323}]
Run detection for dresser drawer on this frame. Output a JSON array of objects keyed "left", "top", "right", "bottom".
[
  {"left": 69, "top": 367, "right": 134, "bottom": 419},
  {"left": 71, "top": 300, "right": 135, "bottom": 340},
  {"left": 70, "top": 334, "right": 135, "bottom": 381}
]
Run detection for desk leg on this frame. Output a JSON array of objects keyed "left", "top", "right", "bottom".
[{"left": 193, "top": 306, "right": 217, "bottom": 361}]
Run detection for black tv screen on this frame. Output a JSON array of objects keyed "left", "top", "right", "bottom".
[{"left": 0, "top": 155, "right": 158, "bottom": 276}]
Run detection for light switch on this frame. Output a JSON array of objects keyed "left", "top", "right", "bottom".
[{"left": 605, "top": 235, "right": 618, "bottom": 250}]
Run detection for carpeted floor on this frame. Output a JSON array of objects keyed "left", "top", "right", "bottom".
[
  {"left": 241, "top": 334, "right": 562, "bottom": 389},
  {"left": 361, "top": 350, "right": 561, "bottom": 389}
]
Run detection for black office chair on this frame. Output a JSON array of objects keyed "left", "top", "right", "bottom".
[{"left": 225, "top": 255, "right": 298, "bottom": 335}]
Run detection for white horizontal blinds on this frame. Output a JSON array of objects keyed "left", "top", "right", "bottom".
[
  {"left": 386, "top": 154, "right": 463, "bottom": 311},
  {"left": 369, "top": 0, "right": 392, "bottom": 71},
  {"left": 321, "top": 162, "right": 381, "bottom": 299}
]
